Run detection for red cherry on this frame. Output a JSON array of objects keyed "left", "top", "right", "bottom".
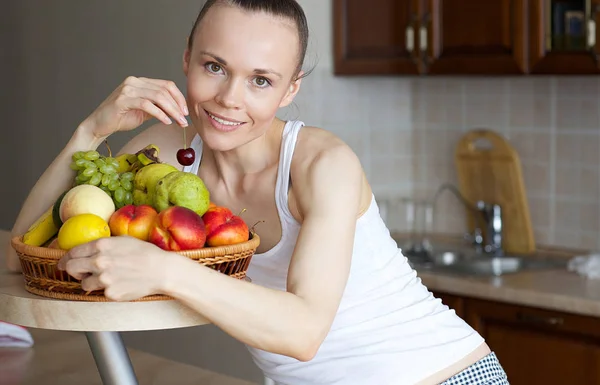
[{"left": 177, "top": 148, "right": 195, "bottom": 166}]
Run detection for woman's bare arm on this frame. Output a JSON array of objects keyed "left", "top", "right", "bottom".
[{"left": 5, "top": 125, "right": 105, "bottom": 272}]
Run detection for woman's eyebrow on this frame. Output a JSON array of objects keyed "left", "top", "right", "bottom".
[
  {"left": 254, "top": 68, "right": 282, "bottom": 79},
  {"left": 201, "top": 51, "right": 282, "bottom": 79},
  {"left": 201, "top": 51, "right": 228, "bottom": 65}
]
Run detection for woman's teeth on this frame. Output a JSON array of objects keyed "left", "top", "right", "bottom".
[{"left": 208, "top": 113, "right": 242, "bottom": 126}]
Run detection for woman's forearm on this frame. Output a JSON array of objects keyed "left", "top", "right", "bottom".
[
  {"left": 6, "top": 122, "right": 106, "bottom": 271},
  {"left": 162, "top": 256, "right": 323, "bottom": 361}
]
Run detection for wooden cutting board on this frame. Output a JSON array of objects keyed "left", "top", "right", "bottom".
[{"left": 455, "top": 129, "right": 536, "bottom": 255}]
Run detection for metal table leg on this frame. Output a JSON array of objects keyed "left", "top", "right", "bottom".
[{"left": 85, "top": 331, "right": 139, "bottom": 385}]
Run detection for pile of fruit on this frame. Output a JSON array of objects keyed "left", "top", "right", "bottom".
[{"left": 22, "top": 143, "right": 250, "bottom": 252}]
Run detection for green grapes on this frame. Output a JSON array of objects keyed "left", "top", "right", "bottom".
[{"left": 70, "top": 150, "right": 134, "bottom": 209}]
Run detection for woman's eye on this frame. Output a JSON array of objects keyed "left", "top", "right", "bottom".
[
  {"left": 253, "top": 77, "right": 270, "bottom": 88},
  {"left": 207, "top": 63, "right": 222, "bottom": 73}
]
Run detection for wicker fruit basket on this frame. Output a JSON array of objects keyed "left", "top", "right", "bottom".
[{"left": 10, "top": 233, "right": 260, "bottom": 302}]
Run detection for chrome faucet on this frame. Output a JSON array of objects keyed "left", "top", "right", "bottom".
[
  {"left": 476, "top": 201, "right": 503, "bottom": 256},
  {"left": 432, "top": 183, "right": 504, "bottom": 256}
]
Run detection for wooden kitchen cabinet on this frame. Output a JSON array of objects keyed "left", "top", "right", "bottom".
[
  {"left": 423, "top": 0, "right": 528, "bottom": 75},
  {"left": 529, "top": 0, "right": 600, "bottom": 74},
  {"left": 432, "top": 291, "right": 600, "bottom": 385},
  {"left": 333, "top": 0, "right": 421, "bottom": 75},
  {"left": 333, "top": 0, "right": 600, "bottom": 75}
]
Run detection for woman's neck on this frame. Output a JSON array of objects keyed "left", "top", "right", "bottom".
[{"left": 200, "top": 118, "right": 286, "bottom": 191}]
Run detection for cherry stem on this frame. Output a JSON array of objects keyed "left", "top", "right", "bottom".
[
  {"left": 237, "top": 208, "right": 247, "bottom": 217},
  {"left": 104, "top": 139, "right": 112, "bottom": 157},
  {"left": 183, "top": 126, "right": 187, "bottom": 150},
  {"left": 250, "top": 220, "right": 265, "bottom": 233}
]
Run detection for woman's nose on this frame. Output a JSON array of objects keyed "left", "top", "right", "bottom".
[{"left": 216, "top": 79, "right": 244, "bottom": 109}]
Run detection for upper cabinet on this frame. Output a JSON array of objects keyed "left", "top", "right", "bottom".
[
  {"left": 423, "top": 0, "right": 528, "bottom": 74},
  {"left": 529, "top": 0, "right": 600, "bottom": 73},
  {"left": 333, "top": 0, "right": 421, "bottom": 75},
  {"left": 333, "top": 0, "right": 600, "bottom": 75}
]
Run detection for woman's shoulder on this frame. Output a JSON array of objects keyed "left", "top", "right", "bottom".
[
  {"left": 117, "top": 122, "right": 189, "bottom": 170},
  {"left": 289, "top": 123, "right": 370, "bottom": 219},
  {"left": 291, "top": 123, "right": 364, "bottom": 187},
  {"left": 293, "top": 124, "right": 359, "bottom": 167}
]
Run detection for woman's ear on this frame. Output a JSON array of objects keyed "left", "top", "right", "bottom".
[{"left": 279, "top": 72, "right": 304, "bottom": 108}]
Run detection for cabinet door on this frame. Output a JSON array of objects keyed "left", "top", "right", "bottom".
[
  {"left": 333, "top": 0, "right": 421, "bottom": 75},
  {"left": 529, "top": 0, "right": 600, "bottom": 74},
  {"left": 465, "top": 298, "right": 600, "bottom": 385},
  {"left": 423, "top": 0, "right": 528, "bottom": 74}
]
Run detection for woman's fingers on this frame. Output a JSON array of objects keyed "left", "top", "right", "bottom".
[
  {"left": 63, "top": 257, "right": 100, "bottom": 280},
  {"left": 57, "top": 240, "right": 99, "bottom": 270},
  {"left": 138, "top": 77, "right": 188, "bottom": 116},
  {"left": 123, "top": 84, "right": 188, "bottom": 127},
  {"left": 81, "top": 275, "right": 104, "bottom": 292},
  {"left": 134, "top": 97, "right": 175, "bottom": 126}
]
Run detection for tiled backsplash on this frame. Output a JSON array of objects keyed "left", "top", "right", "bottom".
[{"left": 279, "top": 71, "right": 600, "bottom": 251}]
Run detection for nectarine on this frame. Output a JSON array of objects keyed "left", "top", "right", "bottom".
[
  {"left": 202, "top": 206, "right": 249, "bottom": 247},
  {"left": 148, "top": 206, "right": 206, "bottom": 251},
  {"left": 109, "top": 204, "right": 158, "bottom": 241}
]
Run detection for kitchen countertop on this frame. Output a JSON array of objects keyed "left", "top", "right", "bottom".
[
  {"left": 416, "top": 269, "right": 600, "bottom": 317},
  {"left": 391, "top": 233, "right": 600, "bottom": 318}
]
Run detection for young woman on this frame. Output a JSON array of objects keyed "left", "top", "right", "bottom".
[{"left": 6, "top": 1, "right": 508, "bottom": 384}]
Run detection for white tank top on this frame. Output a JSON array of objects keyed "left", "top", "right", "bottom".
[{"left": 183, "top": 120, "right": 484, "bottom": 385}]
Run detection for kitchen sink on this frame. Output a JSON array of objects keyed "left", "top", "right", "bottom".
[{"left": 405, "top": 247, "right": 568, "bottom": 277}]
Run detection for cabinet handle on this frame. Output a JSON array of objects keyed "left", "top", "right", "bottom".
[
  {"left": 588, "top": 19, "right": 596, "bottom": 48},
  {"left": 516, "top": 312, "right": 564, "bottom": 326},
  {"left": 406, "top": 26, "right": 415, "bottom": 52},
  {"left": 420, "top": 26, "right": 428, "bottom": 51}
]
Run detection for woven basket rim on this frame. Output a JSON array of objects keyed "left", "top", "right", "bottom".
[{"left": 11, "top": 232, "right": 260, "bottom": 261}]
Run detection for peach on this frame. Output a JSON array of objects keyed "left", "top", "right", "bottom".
[
  {"left": 108, "top": 204, "right": 158, "bottom": 241},
  {"left": 148, "top": 206, "right": 206, "bottom": 251},
  {"left": 202, "top": 206, "right": 249, "bottom": 247}
]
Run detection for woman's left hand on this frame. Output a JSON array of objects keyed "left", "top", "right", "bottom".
[{"left": 57, "top": 236, "right": 169, "bottom": 301}]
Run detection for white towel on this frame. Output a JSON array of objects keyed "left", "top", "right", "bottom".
[{"left": 0, "top": 321, "right": 34, "bottom": 348}]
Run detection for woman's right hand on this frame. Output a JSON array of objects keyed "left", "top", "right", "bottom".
[{"left": 82, "top": 76, "right": 189, "bottom": 139}]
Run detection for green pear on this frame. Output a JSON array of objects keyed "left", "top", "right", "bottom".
[
  {"left": 153, "top": 171, "right": 211, "bottom": 216},
  {"left": 132, "top": 163, "right": 179, "bottom": 206}
]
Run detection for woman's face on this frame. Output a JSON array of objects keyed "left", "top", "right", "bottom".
[{"left": 183, "top": 5, "right": 303, "bottom": 152}]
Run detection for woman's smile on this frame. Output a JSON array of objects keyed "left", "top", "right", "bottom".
[{"left": 203, "top": 109, "right": 247, "bottom": 133}]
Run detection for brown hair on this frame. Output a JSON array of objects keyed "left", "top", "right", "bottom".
[{"left": 188, "top": 0, "right": 312, "bottom": 80}]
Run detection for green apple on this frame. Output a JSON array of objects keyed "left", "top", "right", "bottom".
[
  {"left": 132, "top": 163, "right": 178, "bottom": 206},
  {"left": 153, "top": 171, "right": 211, "bottom": 216}
]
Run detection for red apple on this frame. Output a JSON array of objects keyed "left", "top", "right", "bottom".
[
  {"left": 202, "top": 206, "right": 249, "bottom": 247},
  {"left": 109, "top": 204, "right": 158, "bottom": 241},
  {"left": 148, "top": 206, "right": 206, "bottom": 251}
]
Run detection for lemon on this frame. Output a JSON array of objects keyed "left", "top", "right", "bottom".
[{"left": 57, "top": 213, "right": 111, "bottom": 250}]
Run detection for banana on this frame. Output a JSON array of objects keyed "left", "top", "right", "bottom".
[
  {"left": 22, "top": 206, "right": 60, "bottom": 246},
  {"left": 136, "top": 144, "right": 160, "bottom": 166},
  {"left": 115, "top": 153, "right": 138, "bottom": 173},
  {"left": 114, "top": 145, "right": 162, "bottom": 174}
]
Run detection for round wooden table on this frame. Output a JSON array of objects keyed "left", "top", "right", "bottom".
[{"left": 0, "top": 231, "right": 210, "bottom": 385}]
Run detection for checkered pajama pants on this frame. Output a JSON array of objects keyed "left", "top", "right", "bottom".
[
  {"left": 441, "top": 352, "right": 509, "bottom": 384},
  {"left": 263, "top": 352, "right": 509, "bottom": 385}
]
